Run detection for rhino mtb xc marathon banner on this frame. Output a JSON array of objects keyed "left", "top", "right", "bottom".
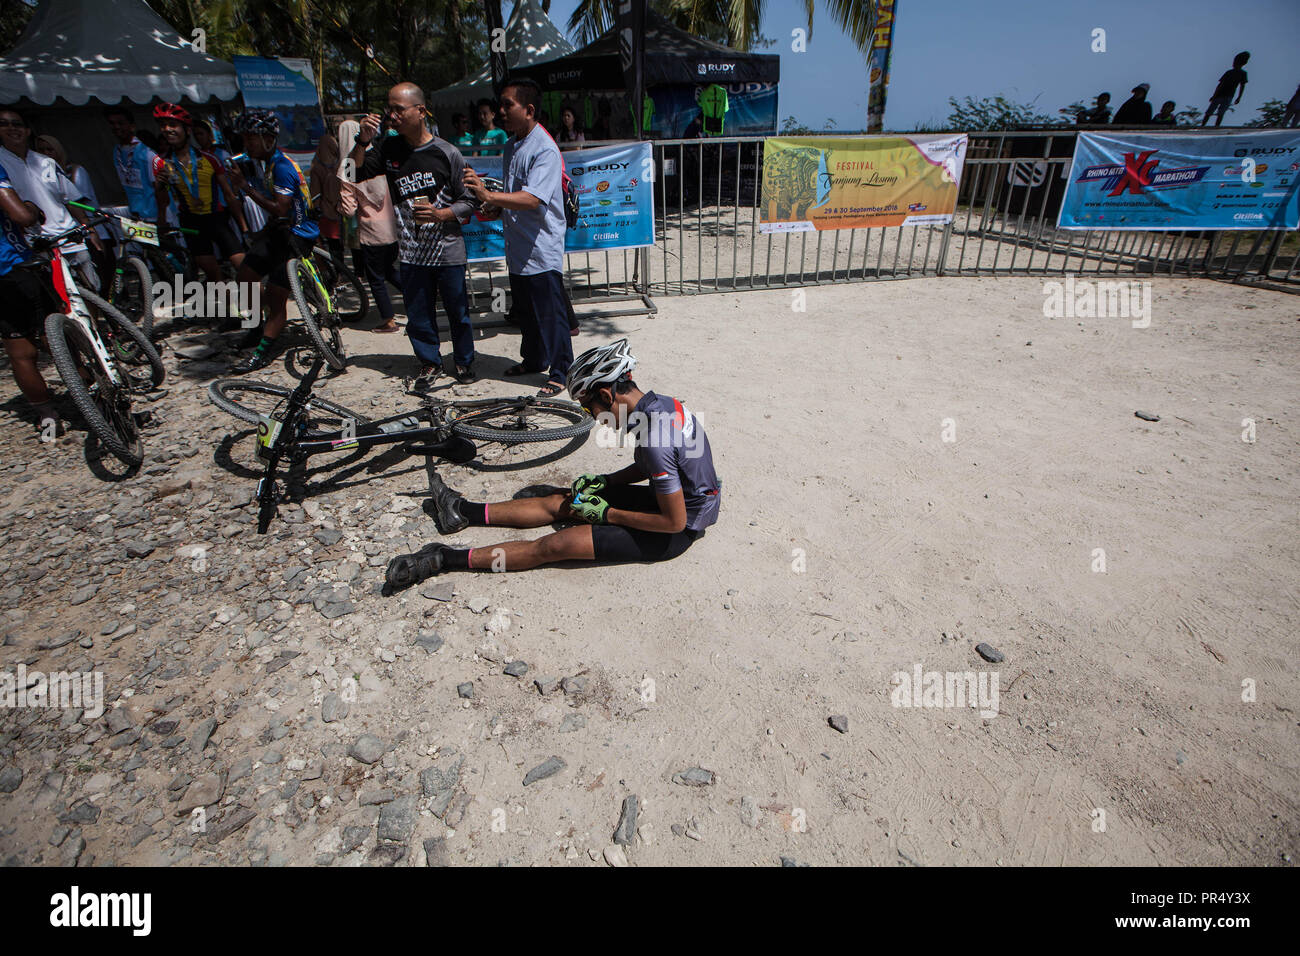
[
  {"left": 1057, "top": 130, "right": 1300, "bottom": 230},
  {"left": 758, "top": 133, "right": 967, "bottom": 233},
  {"left": 233, "top": 56, "right": 326, "bottom": 169},
  {"left": 461, "top": 141, "right": 655, "bottom": 262}
]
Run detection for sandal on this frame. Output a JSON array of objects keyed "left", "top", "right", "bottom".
[
  {"left": 373, "top": 322, "right": 401, "bottom": 333},
  {"left": 504, "top": 363, "right": 542, "bottom": 377},
  {"left": 537, "top": 380, "right": 564, "bottom": 397}
]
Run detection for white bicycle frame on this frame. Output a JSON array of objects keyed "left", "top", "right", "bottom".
[{"left": 49, "top": 244, "right": 127, "bottom": 390}]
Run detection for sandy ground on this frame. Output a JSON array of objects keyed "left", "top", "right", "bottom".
[{"left": 0, "top": 273, "right": 1296, "bottom": 866}]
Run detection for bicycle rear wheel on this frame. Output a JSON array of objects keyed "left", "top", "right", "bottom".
[
  {"left": 80, "top": 289, "right": 165, "bottom": 391},
  {"left": 45, "top": 312, "right": 143, "bottom": 467},
  {"left": 447, "top": 397, "right": 592, "bottom": 444},
  {"left": 207, "top": 379, "right": 368, "bottom": 439},
  {"left": 288, "top": 258, "right": 346, "bottom": 370}
]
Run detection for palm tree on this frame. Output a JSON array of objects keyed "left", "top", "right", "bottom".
[{"left": 566, "top": 0, "right": 879, "bottom": 57}]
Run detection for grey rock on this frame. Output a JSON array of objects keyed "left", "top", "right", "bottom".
[
  {"left": 105, "top": 708, "right": 133, "bottom": 735},
  {"left": 367, "top": 844, "right": 406, "bottom": 866},
  {"left": 123, "top": 541, "right": 155, "bottom": 559},
  {"left": 341, "top": 826, "right": 370, "bottom": 852},
  {"left": 1134, "top": 410, "right": 1160, "bottom": 422},
  {"left": 377, "top": 795, "right": 417, "bottom": 843},
  {"left": 558, "top": 713, "right": 586, "bottom": 734},
  {"left": 828, "top": 714, "right": 849, "bottom": 734},
  {"left": 456, "top": 682, "right": 474, "bottom": 699},
  {"left": 320, "top": 601, "right": 355, "bottom": 619},
  {"left": 414, "top": 630, "right": 443, "bottom": 654},
  {"left": 69, "top": 584, "right": 98, "bottom": 606},
  {"left": 503, "top": 660, "right": 529, "bottom": 678},
  {"left": 534, "top": 676, "right": 559, "bottom": 695},
  {"left": 321, "top": 693, "right": 349, "bottom": 723},
  {"left": 423, "top": 836, "right": 450, "bottom": 866},
  {"left": 348, "top": 734, "right": 384, "bottom": 765},
  {"left": 420, "top": 581, "right": 454, "bottom": 602},
  {"left": 190, "top": 717, "right": 217, "bottom": 754},
  {"left": 467, "top": 597, "right": 490, "bottom": 614},
  {"left": 314, "top": 528, "right": 342, "bottom": 546},
  {"left": 522, "top": 756, "right": 566, "bottom": 786},
  {"left": 975, "top": 643, "right": 1005, "bottom": 664},
  {"left": 740, "top": 795, "right": 761, "bottom": 828},
  {"left": 561, "top": 676, "right": 588, "bottom": 695},
  {"left": 60, "top": 800, "right": 101, "bottom": 825},
  {"left": 672, "top": 767, "right": 715, "bottom": 787},
  {"left": 205, "top": 808, "right": 256, "bottom": 845},
  {"left": 420, "top": 752, "right": 463, "bottom": 817},
  {"left": 0, "top": 766, "right": 23, "bottom": 793},
  {"left": 613, "top": 795, "right": 639, "bottom": 846},
  {"left": 37, "top": 630, "right": 81, "bottom": 650},
  {"left": 359, "top": 788, "right": 396, "bottom": 806}
]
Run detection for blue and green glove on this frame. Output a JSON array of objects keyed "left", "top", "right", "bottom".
[
  {"left": 571, "top": 473, "right": 607, "bottom": 497},
  {"left": 570, "top": 493, "right": 610, "bottom": 524}
]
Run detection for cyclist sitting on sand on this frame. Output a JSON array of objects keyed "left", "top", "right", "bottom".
[{"left": 383, "top": 338, "right": 721, "bottom": 590}]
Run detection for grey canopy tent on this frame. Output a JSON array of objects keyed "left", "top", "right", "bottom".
[
  {"left": 428, "top": 0, "right": 574, "bottom": 132},
  {"left": 0, "top": 0, "right": 240, "bottom": 205}
]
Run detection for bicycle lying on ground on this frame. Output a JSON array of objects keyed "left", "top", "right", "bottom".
[
  {"left": 31, "top": 219, "right": 166, "bottom": 467},
  {"left": 207, "top": 357, "right": 592, "bottom": 532}
]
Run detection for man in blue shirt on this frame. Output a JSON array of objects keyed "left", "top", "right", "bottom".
[
  {"left": 383, "top": 339, "right": 721, "bottom": 590},
  {"left": 0, "top": 167, "right": 64, "bottom": 435},
  {"left": 224, "top": 109, "right": 321, "bottom": 373},
  {"left": 106, "top": 106, "right": 160, "bottom": 221},
  {"left": 463, "top": 77, "right": 572, "bottom": 397}
]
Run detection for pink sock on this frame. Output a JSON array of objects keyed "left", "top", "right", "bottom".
[{"left": 484, "top": 503, "right": 490, "bottom": 525}]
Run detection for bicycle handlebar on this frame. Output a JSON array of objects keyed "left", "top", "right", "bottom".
[{"left": 66, "top": 200, "right": 200, "bottom": 236}]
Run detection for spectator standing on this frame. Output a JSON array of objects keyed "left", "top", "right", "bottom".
[
  {"left": 472, "top": 98, "right": 509, "bottom": 155},
  {"left": 105, "top": 106, "right": 161, "bottom": 221},
  {"left": 1202, "top": 52, "right": 1249, "bottom": 127},
  {"left": 33, "top": 134, "right": 115, "bottom": 289},
  {"left": 1076, "top": 92, "right": 1112, "bottom": 124},
  {"left": 559, "top": 106, "right": 585, "bottom": 145},
  {"left": 463, "top": 77, "right": 572, "bottom": 397},
  {"left": 1282, "top": 84, "right": 1300, "bottom": 128},
  {"left": 348, "top": 82, "right": 478, "bottom": 387},
  {"left": 0, "top": 108, "right": 104, "bottom": 291},
  {"left": 310, "top": 133, "right": 344, "bottom": 259},
  {"left": 340, "top": 177, "right": 402, "bottom": 334},
  {"left": 1113, "top": 84, "right": 1153, "bottom": 125},
  {"left": 452, "top": 113, "right": 472, "bottom": 146},
  {"left": 1152, "top": 101, "right": 1177, "bottom": 126}
]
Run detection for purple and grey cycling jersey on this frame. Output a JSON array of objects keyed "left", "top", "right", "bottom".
[{"left": 628, "top": 391, "right": 721, "bottom": 531}]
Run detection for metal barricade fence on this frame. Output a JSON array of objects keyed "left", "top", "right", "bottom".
[{"left": 644, "top": 131, "right": 1299, "bottom": 296}]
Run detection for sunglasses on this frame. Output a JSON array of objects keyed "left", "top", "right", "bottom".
[{"left": 0, "top": 120, "right": 26, "bottom": 129}]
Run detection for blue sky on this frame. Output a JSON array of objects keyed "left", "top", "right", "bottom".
[{"left": 539, "top": 0, "right": 1300, "bottom": 130}]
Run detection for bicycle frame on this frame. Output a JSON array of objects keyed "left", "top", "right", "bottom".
[
  {"left": 48, "top": 245, "right": 127, "bottom": 389},
  {"left": 299, "top": 256, "right": 334, "bottom": 313}
]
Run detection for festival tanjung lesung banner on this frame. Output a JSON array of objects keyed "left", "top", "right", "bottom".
[
  {"left": 1058, "top": 130, "right": 1300, "bottom": 230},
  {"left": 759, "top": 133, "right": 967, "bottom": 233}
]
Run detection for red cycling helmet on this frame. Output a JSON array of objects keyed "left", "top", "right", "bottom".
[{"left": 152, "top": 102, "right": 192, "bottom": 126}]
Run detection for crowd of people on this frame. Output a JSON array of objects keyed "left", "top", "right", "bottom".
[{"left": 1073, "top": 51, "right": 1300, "bottom": 128}]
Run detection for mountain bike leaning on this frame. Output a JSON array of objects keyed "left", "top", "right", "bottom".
[
  {"left": 207, "top": 356, "right": 592, "bottom": 532},
  {"left": 34, "top": 218, "right": 166, "bottom": 467}
]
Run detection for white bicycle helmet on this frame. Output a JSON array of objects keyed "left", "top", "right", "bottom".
[{"left": 567, "top": 338, "right": 637, "bottom": 401}]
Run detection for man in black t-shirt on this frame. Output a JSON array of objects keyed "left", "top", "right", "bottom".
[
  {"left": 349, "top": 82, "right": 478, "bottom": 387},
  {"left": 1202, "top": 52, "right": 1249, "bottom": 127}
]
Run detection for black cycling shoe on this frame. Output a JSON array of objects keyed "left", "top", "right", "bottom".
[
  {"left": 428, "top": 472, "right": 468, "bottom": 534},
  {"left": 231, "top": 350, "right": 274, "bottom": 375},
  {"left": 383, "top": 545, "right": 445, "bottom": 594},
  {"left": 412, "top": 364, "right": 443, "bottom": 391},
  {"left": 453, "top": 364, "right": 477, "bottom": 384}
]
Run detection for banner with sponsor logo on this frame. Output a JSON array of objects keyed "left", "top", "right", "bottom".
[
  {"left": 1057, "top": 131, "right": 1300, "bottom": 230},
  {"left": 866, "top": 0, "right": 898, "bottom": 133},
  {"left": 461, "top": 141, "right": 654, "bottom": 262},
  {"left": 758, "top": 133, "right": 966, "bottom": 233},
  {"left": 233, "top": 56, "right": 325, "bottom": 170}
]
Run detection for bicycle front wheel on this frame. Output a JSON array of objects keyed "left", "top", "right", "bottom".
[
  {"left": 109, "top": 256, "right": 155, "bottom": 341},
  {"left": 81, "top": 289, "right": 165, "bottom": 391},
  {"left": 45, "top": 312, "right": 143, "bottom": 467},
  {"left": 207, "top": 379, "right": 368, "bottom": 439},
  {"left": 447, "top": 397, "right": 592, "bottom": 444},
  {"left": 288, "top": 258, "right": 346, "bottom": 371}
]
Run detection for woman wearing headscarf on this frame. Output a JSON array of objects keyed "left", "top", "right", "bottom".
[{"left": 310, "top": 133, "right": 343, "bottom": 260}]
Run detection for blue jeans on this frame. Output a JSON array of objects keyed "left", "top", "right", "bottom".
[
  {"left": 509, "top": 270, "right": 573, "bottom": 383},
  {"left": 398, "top": 262, "right": 475, "bottom": 369}
]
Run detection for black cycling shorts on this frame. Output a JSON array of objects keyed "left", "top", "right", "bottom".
[
  {"left": 244, "top": 225, "right": 315, "bottom": 290},
  {"left": 179, "top": 210, "right": 243, "bottom": 261},
  {"left": 0, "top": 263, "right": 60, "bottom": 341},
  {"left": 589, "top": 484, "right": 705, "bottom": 563}
]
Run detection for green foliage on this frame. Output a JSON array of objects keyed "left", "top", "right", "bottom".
[
  {"left": 1244, "top": 99, "right": 1287, "bottom": 128},
  {"left": 779, "top": 115, "right": 837, "bottom": 135},
  {"left": 945, "top": 94, "right": 1063, "bottom": 130}
]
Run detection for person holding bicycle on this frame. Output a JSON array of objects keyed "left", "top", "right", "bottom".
[
  {"left": 151, "top": 103, "right": 247, "bottom": 283},
  {"left": 383, "top": 339, "right": 721, "bottom": 590},
  {"left": 0, "top": 167, "right": 64, "bottom": 436},
  {"left": 224, "top": 109, "right": 321, "bottom": 373}
]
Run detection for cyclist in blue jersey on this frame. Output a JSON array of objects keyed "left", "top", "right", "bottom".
[
  {"left": 0, "top": 168, "right": 64, "bottom": 435},
  {"left": 384, "top": 339, "right": 721, "bottom": 591},
  {"left": 105, "top": 106, "right": 160, "bottom": 221},
  {"left": 225, "top": 109, "right": 321, "bottom": 373}
]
